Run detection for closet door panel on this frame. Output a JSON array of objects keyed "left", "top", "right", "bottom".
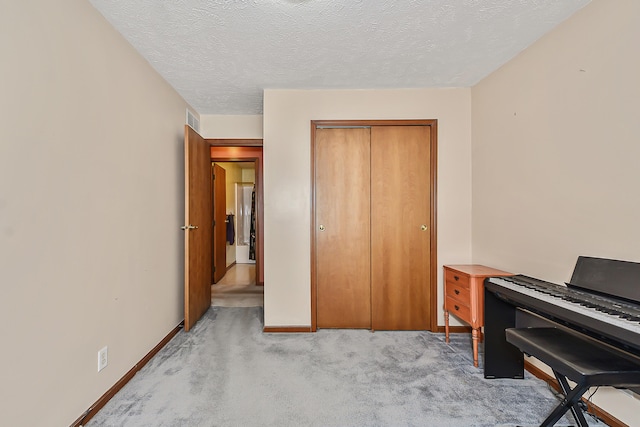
[
  {"left": 370, "top": 126, "right": 431, "bottom": 330},
  {"left": 316, "top": 128, "right": 371, "bottom": 328}
]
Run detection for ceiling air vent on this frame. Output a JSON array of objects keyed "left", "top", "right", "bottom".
[{"left": 186, "top": 109, "right": 200, "bottom": 133}]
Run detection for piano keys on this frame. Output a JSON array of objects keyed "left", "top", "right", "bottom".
[{"left": 484, "top": 256, "right": 640, "bottom": 379}]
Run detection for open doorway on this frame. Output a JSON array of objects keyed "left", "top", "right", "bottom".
[
  {"left": 209, "top": 141, "right": 264, "bottom": 308},
  {"left": 211, "top": 161, "right": 263, "bottom": 307}
]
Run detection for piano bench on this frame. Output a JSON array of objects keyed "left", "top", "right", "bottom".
[{"left": 505, "top": 327, "right": 640, "bottom": 427}]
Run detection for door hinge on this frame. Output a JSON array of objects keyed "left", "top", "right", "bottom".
[
  {"left": 213, "top": 266, "right": 216, "bottom": 273},
  {"left": 213, "top": 220, "right": 216, "bottom": 226}
]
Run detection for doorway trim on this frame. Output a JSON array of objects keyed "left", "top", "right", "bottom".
[
  {"left": 209, "top": 140, "right": 264, "bottom": 286},
  {"left": 310, "top": 119, "right": 438, "bottom": 332}
]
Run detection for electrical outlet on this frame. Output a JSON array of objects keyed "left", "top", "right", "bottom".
[{"left": 98, "top": 346, "right": 108, "bottom": 372}]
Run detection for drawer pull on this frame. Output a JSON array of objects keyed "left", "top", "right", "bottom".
[
  {"left": 454, "top": 289, "right": 460, "bottom": 295},
  {"left": 454, "top": 305, "right": 460, "bottom": 311},
  {"left": 454, "top": 275, "right": 460, "bottom": 281}
]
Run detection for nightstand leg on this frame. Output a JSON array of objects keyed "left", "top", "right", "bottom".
[
  {"left": 444, "top": 310, "right": 450, "bottom": 343},
  {"left": 472, "top": 327, "right": 479, "bottom": 368}
]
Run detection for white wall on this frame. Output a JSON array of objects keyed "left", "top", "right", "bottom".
[
  {"left": 263, "top": 88, "right": 473, "bottom": 327},
  {"left": 200, "top": 115, "right": 263, "bottom": 139},
  {"left": 471, "top": 0, "right": 640, "bottom": 423},
  {"left": 242, "top": 168, "right": 256, "bottom": 183},
  {"left": 0, "top": 1, "right": 190, "bottom": 425}
]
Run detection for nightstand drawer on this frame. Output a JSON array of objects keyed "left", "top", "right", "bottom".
[
  {"left": 444, "top": 265, "right": 513, "bottom": 368},
  {"left": 444, "top": 269, "right": 470, "bottom": 288},
  {"left": 445, "top": 296, "right": 471, "bottom": 323},
  {"left": 446, "top": 281, "right": 470, "bottom": 303}
]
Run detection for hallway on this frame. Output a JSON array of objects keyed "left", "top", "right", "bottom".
[{"left": 211, "top": 264, "right": 263, "bottom": 307}]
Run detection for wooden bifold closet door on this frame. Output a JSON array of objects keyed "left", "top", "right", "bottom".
[{"left": 314, "top": 124, "right": 432, "bottom": 330}]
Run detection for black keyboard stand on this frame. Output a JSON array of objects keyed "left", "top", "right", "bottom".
[{"left": 505, "top": 327, "right": 640, "bottom": 427}]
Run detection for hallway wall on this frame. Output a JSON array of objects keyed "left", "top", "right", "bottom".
[
  {"left": 200, "top": 115, "right": 263, "bottom": 139},
  {"left": 215, "top": 162, "right": 243, "bottom": 267}
]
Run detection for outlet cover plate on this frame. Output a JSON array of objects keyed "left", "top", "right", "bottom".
[{"left": 98, "top": 346, "right": 108, "bottom": 372}]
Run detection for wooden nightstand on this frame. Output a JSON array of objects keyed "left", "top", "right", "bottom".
[{"left": 443, "top": 264, "right": 512, "bottom": 367}]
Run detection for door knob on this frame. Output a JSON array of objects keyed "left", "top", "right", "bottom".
[
  {"left": 319, "top": 225, "right": 325, "bottom": 231},
  {"left": 420, "top": 225, "right": 428, "bottom": 231},
  {"left": 181, "top": 224, "right": 198, "bottom": 230}
]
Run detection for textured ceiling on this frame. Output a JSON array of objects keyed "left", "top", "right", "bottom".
[{"left": 88, "top": 0, "right": 591, "bottom": 115}]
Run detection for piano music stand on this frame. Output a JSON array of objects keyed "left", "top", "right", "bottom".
[{"left": 505, "top": 327, "right": 640, "bottom": 427}]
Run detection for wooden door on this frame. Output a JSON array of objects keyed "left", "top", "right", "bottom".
[
  {"left": 315, "top": 128, "right": 372, "bottom": 328},
  {"left": 212, "top": 164, "right": 226, "bottom": 283},
  {"left": 370, "top": 126, "right": 431, "bottom": 330},
  {"left": 184, "top": 126, "right": 212, "bottom": 332}
]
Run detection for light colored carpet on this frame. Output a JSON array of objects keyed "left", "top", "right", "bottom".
[{"left": 87, "top": 307, "right": 606, "bottom": 427}]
